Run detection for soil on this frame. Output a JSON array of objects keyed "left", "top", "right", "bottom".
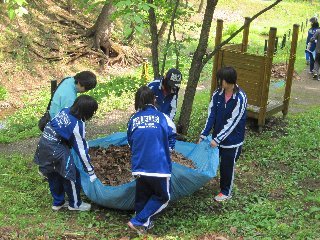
[{"left": 90, "top": 145, "right": 195, "bottom": 186}]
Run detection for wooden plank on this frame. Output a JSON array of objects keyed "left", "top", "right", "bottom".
[
  {"left": 223, "top": 58, "right": 265, "bottom": 72},
  {"left": 223, "top": 50, "right": 266, "bottom": 64},
  {"left": 222, "top": 44, "right": 242, "bottom": 51}
]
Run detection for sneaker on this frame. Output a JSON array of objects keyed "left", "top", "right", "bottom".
[
  {"left": 214, "top": 192, "right": 232, "bottom": 202},
  {"left": 68, "top": 202, "right": 91, "bottom": 211},
  {"left": 52, "top": 201, "right": 69, "bottom": 211},
  {"left": 127, "top": 221, "right": 146, "bottom": 235},
  {"left": 313, "top": 74, "right": 318, "bottom": 79},
  {"left": 146, "top": 221, "right": 154, "bottom": 230}
]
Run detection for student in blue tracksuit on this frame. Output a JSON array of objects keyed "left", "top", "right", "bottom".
[
  {"left": 199, "top": 66, "right": 247, "bottom": 202},
  {"left": 148, "top": 68, "right": 182, "bottom": 120},
  {"left": 49, "top": 71, "right": 97, "bottom": 119},
  {"left": 34, "top": 95, "right": 98, "bottom": 211},
  {"left": 305, "top": 17, "right": 319, "bottom": 75},
  {"left": 127, "top": 86, "right": 176, "bottom": 233}
]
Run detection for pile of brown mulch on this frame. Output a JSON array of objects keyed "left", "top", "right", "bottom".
[{"left": 89, "top": 145, "right": 195, "bottom": 186}]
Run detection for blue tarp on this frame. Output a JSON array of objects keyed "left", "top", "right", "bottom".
[{"left": 73, "top": 132, "right": 219, "bottom": 210}]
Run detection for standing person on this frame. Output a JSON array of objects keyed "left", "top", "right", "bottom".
[
  {"left": 198, "top": 66, "right": 247, "bottom": 202},
  {"left": 310, "top": 20, "right": 320, "bottom": 81},
  {"left": 127, "top": 86, "right": 176, "bottom": 233},
  {"left": 148, "top": 68, "right": 182, "bottom": 120},
  {"left": 306, "top": 17, "right": 319, "bottom": 75},
  {"left": 34, "top": 95, "right": 98, "bottom": 211},
  {"left": 49, "top": 71, "right": 97, "bottom": 119}
]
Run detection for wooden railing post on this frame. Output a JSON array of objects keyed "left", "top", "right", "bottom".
[
  {"left": 211, "top": 19, "right": 223, "bottom": 97},
  {"left": 259, "top": 27, "right": 277, "bottom": 130},
  {"left": 241, "top": 17, "right": 251, "bottom": 53},
  {"left": 283, "top": 24, "right": 299, "bottom": 117}
]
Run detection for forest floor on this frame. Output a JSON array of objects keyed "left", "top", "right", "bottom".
[{"left": 0, "top": 63, "right": 319, "bottom": 156}]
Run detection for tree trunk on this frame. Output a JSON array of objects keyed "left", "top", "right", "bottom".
[
  {"left": 148, "top": 0, "right": 160, "bottom": 78},
  {"left": 158, "top": 21, "right": 168, "bottom": 40},
  {"left": 197, "top": 0, "right": 205, "bottom": 13},
  {"left": 67, "top": 0, "right": 72, "bottom": 13},
  {"left": 177, "top": 0, "right": 218, "bottom": 135},
  {"left": 85, "top": 1, "right": 114, "bottom": 67},
  {"left": 161, "top": 0, "right": 180, "bottom": 76}
]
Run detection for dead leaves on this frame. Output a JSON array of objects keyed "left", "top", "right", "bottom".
[{"left": 89, "top": 145, "right": 196, "bottom": 186}]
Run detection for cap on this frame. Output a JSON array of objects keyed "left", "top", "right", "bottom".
[
  {"left": 310, "top": 17, "right": 318, "bottom": 23},
  {"left": 165, "top": 68, "right": 182, "bottom": 89}
]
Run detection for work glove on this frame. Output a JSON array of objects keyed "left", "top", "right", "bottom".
[{"left": 89, "top": 173, "right": 97, "bottom": 182}]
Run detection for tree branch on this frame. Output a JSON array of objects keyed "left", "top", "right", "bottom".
[
  {"left": 161, "top": 0, "right": 180, "bottom": 75},
  {"left": 201, "top": 0, "right": 283, "bottom": 68}
]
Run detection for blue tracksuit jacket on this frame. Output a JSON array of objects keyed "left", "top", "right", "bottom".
[
  {"left": 201, "top": 86, "right": 247, "bottom": 148},
  {"left": 307, "top": 27, "right": 319, "bottom": 53},
  {"left": 127, "top": 105, "right": 176, "bottom": 177},
  {"left": 148, "top": 78, "right": 178, "bottom": 120},
  {"left": 34, "top": 108, "right": 95, "bottom": 181}
]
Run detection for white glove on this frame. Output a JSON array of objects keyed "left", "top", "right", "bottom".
[{"left": 89, "top": 173, "right": 97, "bottom": 182}]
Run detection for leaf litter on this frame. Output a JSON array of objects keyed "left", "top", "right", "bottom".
[{"left": 89, "top": 145, "right": 196, "bottom": 186}]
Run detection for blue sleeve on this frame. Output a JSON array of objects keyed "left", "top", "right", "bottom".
[
  {"left": 71, "top": 121, "right": 94, "bottom": 175},
  {"left": 168, "top": 93, "right": 178, "bottom": 120},
  {"left": 127, "top": 116, "right": 133, "bottom": 148},
  {"left": 310, "top": 30, "right": 319, "bottom": 43},
  {"left": 163, "top": 114, "right": 176, "bottom": 150},
  {"left": 201, "top": 91, "right": 218, "bottom": 136},
  {"left": 213, "top": 92, "right": 247, "bottom": 144}
]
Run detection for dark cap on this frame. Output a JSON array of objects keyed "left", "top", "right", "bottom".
[
  {"left": 165, "top": 68, "right": 182, "bottom": 89},
  {"left": 310, "top": 17, "right": 318, "bottom": 23}
]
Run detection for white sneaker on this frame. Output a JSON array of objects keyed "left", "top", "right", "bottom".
[
  {"left": 68, "top": 202, "right": 91, "bottom": 211},
  {"left": 52, "top": 201, "right": 69, "bottom": 211},
  {"left": 214, "top": 192, "right": 232, "bottom": 202}
]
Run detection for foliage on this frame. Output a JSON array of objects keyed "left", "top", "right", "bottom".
[
  {"left": 0, "top": 85, "right": 8, "bottom": 101},
  {"left": 2, "top": 0, "right": 28, "bottom": 19},
  {"left": 1, "top": 107, "right": 319, "bottom": 239}
]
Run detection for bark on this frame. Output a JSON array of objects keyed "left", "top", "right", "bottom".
[
  {"left": 173, "top": 24, "right": 180, "bottom": 68},
  {"left": 177, "top": 0, "right": 218, "bottom": 135},
  {"left": 86, "top": 1, "right": 114, "bottom": 67},
  {"left": 67, "top": 0, "right": 72, "bottom": 13},
  {"left": 158, "top": 21, "right": 168, "bottom": 40},
  {"left": 148, "top": 0, "right": 160, "bottom": 78},
  {"left": 197, "top": 0, "right": 205, "bottom": 13}
]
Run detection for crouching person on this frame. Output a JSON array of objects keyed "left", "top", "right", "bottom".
[
  {"left": 127, "top": 86, "right": 176, "bottom": 233},
  {"left": 34, "top": 95, "right": 98, "bottom": 211}
]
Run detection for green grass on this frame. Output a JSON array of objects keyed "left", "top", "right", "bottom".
[{"left": 1, "top": 105, "right": 319, "bottom": 239}]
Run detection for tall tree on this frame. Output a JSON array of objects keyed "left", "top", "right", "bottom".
[
  {"left": 148, "top": 0, "right": 160, "bottom": 78},
  {"left": 177, "top": 0, "right": 218, "bottom": 134},
  {"left": 86, "top": 1, "right": 114, "bottom": 66}
]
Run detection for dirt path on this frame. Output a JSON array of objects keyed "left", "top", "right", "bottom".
[{"left": 0, "top": 66, "right": 319, "bottom": 156}]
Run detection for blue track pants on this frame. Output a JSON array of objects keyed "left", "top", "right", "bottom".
[
  {"left": 47, "top": 170, "right": 82, "bottom": 208},
  {"left": 130, "top": 176, "right": 171, "bottom": 228},
  {"left": 219, "top": 146, "right": 242, "bottom": 196}
]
